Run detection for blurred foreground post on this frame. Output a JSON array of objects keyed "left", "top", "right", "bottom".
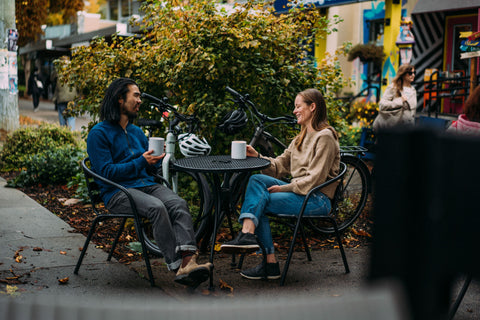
[{"left": 370, "top": 128, "right": 480, "bottom": 320}]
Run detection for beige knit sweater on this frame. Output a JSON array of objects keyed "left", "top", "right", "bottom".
[{"left": 261, "top": 127, "right": 340, "bottom": 199}]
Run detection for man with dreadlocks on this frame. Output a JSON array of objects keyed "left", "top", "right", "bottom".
[{"left": 87, "top": 78, "right": 212, "bottom": 287}]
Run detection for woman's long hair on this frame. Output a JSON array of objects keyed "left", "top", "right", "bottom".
[
  {"left": 99, "top": 78, "right": 138, "bottom": 123},
  {"left": 295, "top": 88, "right": 337, "bottom": 151},
  {"left": 392, "top": 64, "right": 415, "bottom": 96}
]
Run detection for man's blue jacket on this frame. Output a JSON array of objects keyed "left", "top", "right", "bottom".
[{"left": 87, "top": 121, "right": 157, "bottom": 205}]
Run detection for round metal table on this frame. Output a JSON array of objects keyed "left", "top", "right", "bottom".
[{"left": 173, "top": 155, "right": 270, "bottom": 288}]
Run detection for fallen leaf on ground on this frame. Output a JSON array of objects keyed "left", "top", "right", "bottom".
[
  {"left": 219, "top": 279, "right": 234, "bottom": 293},
  {"left": 60, "top": 251, "right": 67, "bottom": 255},
  {"left": 33, "top": 247, "right": 43, "bottom": 251},
  {"left": 351, "top": 228, "right": 372, "bottom": 238},
  {"left": 62, "top": 198, "right": 81, "bottom": 206},
  {"left": 58, "top": 277, "right": 69, "bottom": 284},
  {"left": 4, "top": 285, "right": 20, "bottom": 297}
]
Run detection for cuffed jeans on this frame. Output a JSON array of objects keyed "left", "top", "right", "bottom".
[
  {"left": 239, "top": 174, "right": 331, "bottom": 255},
  {"left": 107, "top": 184, "right": 197, "bottom": 271}
]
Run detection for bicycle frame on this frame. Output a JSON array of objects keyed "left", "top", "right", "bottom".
[{"left": 141, "top": 93, "right": 200, "bottom": 193}]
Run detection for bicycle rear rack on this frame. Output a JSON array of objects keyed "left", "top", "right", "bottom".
[{"left": 340, "top": 146, "right": 368, "bottom": 155}]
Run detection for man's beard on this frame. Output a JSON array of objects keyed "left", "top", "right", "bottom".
[
  {"left": 127, "top": 112, "right": 138, "bottom": 121},
  {"left": 121, "top": 107, "right": 138, "bottom": 121}
]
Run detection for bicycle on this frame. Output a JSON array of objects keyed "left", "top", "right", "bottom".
[
  {"left": 138, "top": 93, "right": 215, "bottom": 250},
  {"left": 219, "top": 87, "right": 371, "bottom": 234}
]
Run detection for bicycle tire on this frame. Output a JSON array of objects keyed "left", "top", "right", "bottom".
[{"left": 307, "top": 155, "right": 369, "bottom": 234}]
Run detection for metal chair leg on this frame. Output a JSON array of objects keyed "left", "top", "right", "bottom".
[
  {"left": 448, "top": 275, "right": 472, "bottom": 320},
  {"left": 74, "top": 216, "right": 102, "bottom": 274},
  {"left": 135, "top": 219, "right": 155, "bottom": 287},
  {"left": 299, "top": 223, "right": 312, "bottom": 261},
  {"left": 108, "top": 217, "right": 127, "bottom": 261},
  {"left": 280, "top": 218, "right": 302, "bottom": 286},
  {"left": 331, "top": 218, "right": 349, "bottom": 273}
]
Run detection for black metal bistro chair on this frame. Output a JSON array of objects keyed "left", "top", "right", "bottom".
[
  {"left": 74, "top": 157, "right": 169, "bottom": 287},
  {"left": 264, "top": 161, "right": 349, "bottom": 286},
  {"left": 237, "top": 162, "right": 350, "bottom": 286}
]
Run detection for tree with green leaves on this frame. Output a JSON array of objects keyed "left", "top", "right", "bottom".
[{"left": 63, "top": 0, "right": 351, "bottom": 152}]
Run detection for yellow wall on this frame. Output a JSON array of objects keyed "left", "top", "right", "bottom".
[
  {"left": 319, "top": 0, "right": 418, "bottom": 96},
  {"left": 381, "top": 0, "right": 402, "bottom": 92}
]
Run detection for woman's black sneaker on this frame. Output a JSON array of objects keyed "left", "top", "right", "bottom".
[
  {"left": 240, "top": 262, "right": 281, "bottom": 280},
  {"left": 220, "top": 232, "right": 260, "bottom": 253}
]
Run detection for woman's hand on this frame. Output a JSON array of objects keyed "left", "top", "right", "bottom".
[
  {"left": 267, "top": 185, "right": 282, "bottom": 193},
  {"left": 143, "top": 150, "right": 165, "bottom": 165},
  {"left": 246, "top": 145, "right": 259, "bottom": 158}
]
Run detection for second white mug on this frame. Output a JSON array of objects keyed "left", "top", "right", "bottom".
[{"left": 231, "top": 140, "right": 247, "bottom": 159}]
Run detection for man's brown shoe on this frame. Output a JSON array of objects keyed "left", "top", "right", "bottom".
[{"left": 174, "top": 252, "right": 213, "bottom": 288}]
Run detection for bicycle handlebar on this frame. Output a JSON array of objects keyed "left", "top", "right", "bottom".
[
  {"left": 137, "top": 118, "right": 163, "bottom": 128},
  {"left": 141, "top": 92, "right": 199, "bottom": 132},
  {"left": 225, "top": 86, "right": 297, "bottom": 124}
]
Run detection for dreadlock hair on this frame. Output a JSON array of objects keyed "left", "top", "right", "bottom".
[
  {"left": 99, "top": 78, "right": 138, "bottom": 123},
  {"left": 294, "top": 88, "right": 337, "bottom": 151}
]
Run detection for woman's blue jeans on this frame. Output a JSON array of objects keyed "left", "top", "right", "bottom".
[{"left": 239, "top": 174, "right": 331, "bottom": 255}]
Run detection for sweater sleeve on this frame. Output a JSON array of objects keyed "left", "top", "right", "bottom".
[{"left": 260, "top": 140, "right": 294, "bottom": 179}]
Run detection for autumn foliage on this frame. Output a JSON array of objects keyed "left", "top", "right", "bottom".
[
  {"left": 15, "top": 0, "right": 84, "bottom": 46},
  {"left": 62, "top": 0, "right": 351, "bottom": 151}
]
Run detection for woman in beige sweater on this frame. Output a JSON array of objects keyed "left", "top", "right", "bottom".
[{"left": 221, "top": 88, "right": 340, "bottom": 280}]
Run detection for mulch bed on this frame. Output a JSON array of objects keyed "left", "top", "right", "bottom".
[{"left": 0, "top": 171, "right": 374, "bottom": 265}]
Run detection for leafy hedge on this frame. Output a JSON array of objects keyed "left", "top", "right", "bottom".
[
  {"left": 61, "top": 0, "right": 351, "bottom": 154},
  {"left": 0, "top": 125, "right": 85, "bottom": 187}
]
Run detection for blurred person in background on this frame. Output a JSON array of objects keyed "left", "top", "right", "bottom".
[
  {"left": 52, "top": 56, "right": 77, "bottom": 130},
  {"left": 447, "top": 85, "right": 480, "bottom": 135}
]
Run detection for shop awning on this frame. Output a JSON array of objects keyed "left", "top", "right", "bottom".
[
  {"left": 413, "top": 0, "right": 479, "bottom": 14},
  {"left": 19, "top": 25, "right": 124, "bottom": 55}
]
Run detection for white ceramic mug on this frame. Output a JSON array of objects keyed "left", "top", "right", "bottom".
[
  {"left": 148, "top": 137, "right": 165, "bottom": 156},
  {"left": 231, "top": 140, "right": 247, "bottom": 159}
]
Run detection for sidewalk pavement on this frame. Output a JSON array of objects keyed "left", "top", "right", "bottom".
[
  {"left": 18, "top": 97, "right": 91, "bottom": 131},
  {"left": 0, "top": 97, "right": 477, "bottom": 319},
  {"left": 1, "top": 174, "right": 411, "bottom": 319}
]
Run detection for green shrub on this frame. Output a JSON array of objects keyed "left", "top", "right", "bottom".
[
  {"left": 0, "top": 125, "right": 80, "bottom": 171},
  {"left": 67, "top": 171, "right": 90, "bottom": 203},
  {"left": 7, "top": 146, "right": 84, "bottom": 187}
]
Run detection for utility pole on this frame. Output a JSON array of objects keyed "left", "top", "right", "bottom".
[{"left": 0, "top": 0, "right": 19, "bottom": 135}]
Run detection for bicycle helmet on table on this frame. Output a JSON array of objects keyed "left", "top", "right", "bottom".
[
  {"left": 178, "top": 133, "right": 212, "bottom": 157},
  {"left": 218, "top": 109, "right": 248, "bottom": 135}
]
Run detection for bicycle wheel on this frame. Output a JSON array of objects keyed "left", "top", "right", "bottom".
[{"left": 307, "top": 155, "right": 369, "bottom": 234}]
